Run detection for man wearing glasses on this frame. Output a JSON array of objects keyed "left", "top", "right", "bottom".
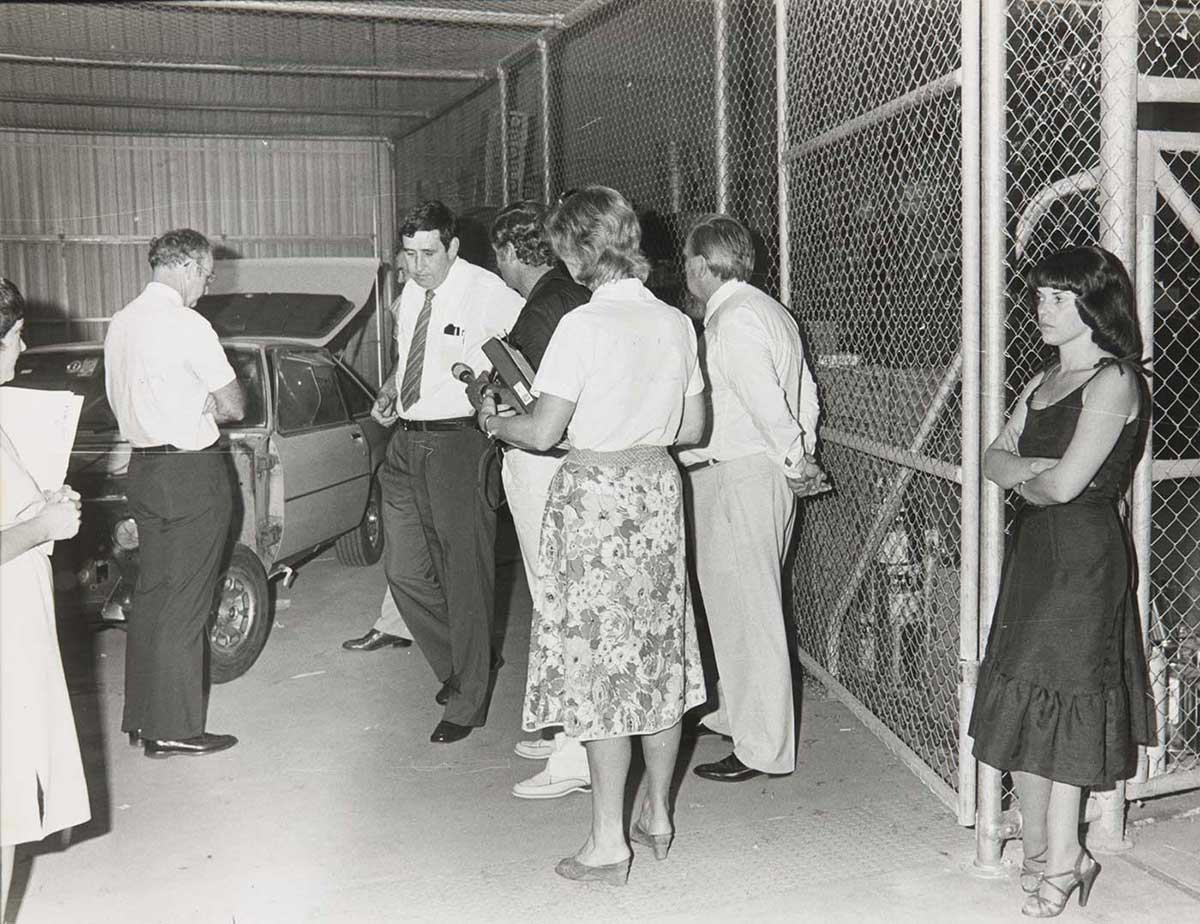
[{"left": 105, "top": 229, "right": 245, "bottom": 759}]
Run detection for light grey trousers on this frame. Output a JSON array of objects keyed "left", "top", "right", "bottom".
[{"left": 690, "top": 453, "right": 797, "bottom": 774}]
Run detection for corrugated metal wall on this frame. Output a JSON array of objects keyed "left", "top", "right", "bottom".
[{"left": 0, "top": 129, "right": 394, "bottom": 357}]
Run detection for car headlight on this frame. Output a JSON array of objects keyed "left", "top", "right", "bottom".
[{"left": 112, "top": 517, "right": 139, "bottom": 551}]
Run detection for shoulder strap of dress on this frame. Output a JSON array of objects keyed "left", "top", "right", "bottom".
[
  {"left": 1024, "top": 362, "right": 1058, "bottom": 407},
  {"left": 1089, "top": 354, "right": 1151, "bottom": 382}
]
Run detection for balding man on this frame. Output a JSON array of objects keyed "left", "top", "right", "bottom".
[
  {"left": 105, "top": 229, "right": 244, "bottom": 759},
  {"left": 679, "top": 214, "right": 828, "bottom": 783}
]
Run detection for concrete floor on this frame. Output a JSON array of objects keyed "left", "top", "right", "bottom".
[{"left": 9, "top": 517, "right": 1200, "bottom": 923}]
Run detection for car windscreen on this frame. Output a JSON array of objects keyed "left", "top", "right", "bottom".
[{"left": 10, "top": 347, "right": 267, "bottom": 432}]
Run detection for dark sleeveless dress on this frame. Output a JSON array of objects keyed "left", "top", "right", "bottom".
[{"left": 969, "top": 362, "right": 1153, "bottom": 787}]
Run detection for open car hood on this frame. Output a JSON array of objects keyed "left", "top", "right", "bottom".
[{"left": 198, "top": 257, "right": 381, "bottom": 347}]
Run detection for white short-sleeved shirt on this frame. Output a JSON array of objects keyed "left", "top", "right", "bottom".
[
  {"left": 533, "top": 278, "right": 703, "bottom": 451},
  {"left": 393, "top": 257, "right": 524, "bottom": 420},
  {"left": 677, "top": 278, "right": 820, "bottom": 470},
  {"left": 104, "top": 282, "right": 236, "bottom": 450}
]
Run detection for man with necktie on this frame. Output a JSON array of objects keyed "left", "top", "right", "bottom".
[{"left": 373, "top": 201, "right": 523, "bottom": 743}]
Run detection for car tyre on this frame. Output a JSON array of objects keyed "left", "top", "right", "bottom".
[
  {"left": 335, "top": 475, "right": 385, "bottom": 566},
  {"left": 209, "top": 543, "right": 271, "bottom": 684}
]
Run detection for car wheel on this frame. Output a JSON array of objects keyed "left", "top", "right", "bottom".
[
  {"left": 335, "top": 476, "right": 385, "bottom": 566},
  {"left": 208, "top": 543, "right": 271, "bottom": 684}
]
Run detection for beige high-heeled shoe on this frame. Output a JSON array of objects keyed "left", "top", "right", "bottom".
[
  {"left": 630, "top": 822, "right": 674, "bottom": 860},
  {"left": 554, "top": 853, "right": 631, "bottom": 886}
]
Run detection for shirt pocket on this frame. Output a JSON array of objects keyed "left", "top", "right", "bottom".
[{"left": 436, "top": 326, "right": 466, "bottom": 371}]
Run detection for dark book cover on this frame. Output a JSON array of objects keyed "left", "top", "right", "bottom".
[{"left": 482, "top": 337, "right": 537, "bottom": 413}]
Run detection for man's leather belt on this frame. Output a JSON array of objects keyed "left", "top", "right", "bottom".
[
  {"left": 396, "top": 416, "right": 477, "bottom": 432},
  {"left": 682, "top": 458, "right": 721, "bottom": 473},
  {"left": 131, "top": 444, "right": 181, "bottom": 453}
]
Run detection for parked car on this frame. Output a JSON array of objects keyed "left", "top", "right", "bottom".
[{"left": 6, "top": 258, "right": 391, "bottom": 682}]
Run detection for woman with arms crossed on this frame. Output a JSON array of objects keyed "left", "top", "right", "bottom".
[{"left": 969, "top": 246, "right": 1153, "bottom": 917}]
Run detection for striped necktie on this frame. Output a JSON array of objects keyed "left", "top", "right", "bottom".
[{"left": 399, "top": 288, "right": 435, "bottom": 411}]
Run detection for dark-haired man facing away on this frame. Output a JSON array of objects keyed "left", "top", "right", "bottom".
[{"left": 489, "top": 201, "right": 593, "bottom": 798}]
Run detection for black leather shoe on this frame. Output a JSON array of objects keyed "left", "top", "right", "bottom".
[
  {"left": 693, "top": 752, "right": 762, "bottom": 782},
  {"left": 144, "top": 732, "right": 238, "bottom": 759},
  {"left": 127, "top": 730, "right": 142, "bottom": 747},
  {"left": 430, "top": 720, "right": 472, "bottom": 743},
  {"left": 342, "top": 629, "right": 412, "bottom": 651}
]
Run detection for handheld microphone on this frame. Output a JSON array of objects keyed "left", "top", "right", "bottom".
[{"left": 451, "top": 362, "right": 475, "bottom": 384}]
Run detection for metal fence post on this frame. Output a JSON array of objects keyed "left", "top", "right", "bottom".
[
  {"left": 958, "top": 0, "right": 982, "bottom": 830},
  {"left": 774, "top": 0, "right": 790, "bottom": 308},
  {"left": 714, "top": 0, "right": 729, "bottom": 213},
  {"left": 974, "top": 0, "right": 1009, "bottom": 874},
  {"left": 1134, "top": 138, "right": 1161, "bottom": 783},
  {"left": 538, "top": 35, "right": 551, "bottom": 204},
  {"left": 1087, "top": 0, "right": 1140, "bottom": 853},
  {"left": 498, "top": 65, "right": 510, "bottom": 205}
]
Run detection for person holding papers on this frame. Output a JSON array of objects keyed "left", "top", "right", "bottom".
[{"left": 0, "top": 278, "right": 90, "bottom": 918}]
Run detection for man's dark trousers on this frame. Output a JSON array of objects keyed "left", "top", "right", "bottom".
[
  {"left": 122, "top": 449, "right": 233, "bottom": 740},
  {"left": 381, "top": 427, "right": 497, "bottom": 726}
]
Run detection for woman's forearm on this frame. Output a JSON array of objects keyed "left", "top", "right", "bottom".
[
  {"left": 487, "top": 411, "right": 556, "bottom": 452},
  {"left": 984, "top": 448, "right": 1033, "bottom": 489},
  {"left": 0, "top": 518, "right": 49, "bottom": 566}
]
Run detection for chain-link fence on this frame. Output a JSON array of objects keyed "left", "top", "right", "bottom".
[
  {"left": 784, "top": 0, "right": 969, "bottom": 819},
  {"left": 398, "top": 0, "right": 780, "bottom": 313},
  {"left": 1144, "top": 130, "right": 1200, "bottom": 787}
]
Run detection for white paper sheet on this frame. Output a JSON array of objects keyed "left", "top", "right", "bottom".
[{"left": 0, "top": 387, "right": 84, "bottom": 492}]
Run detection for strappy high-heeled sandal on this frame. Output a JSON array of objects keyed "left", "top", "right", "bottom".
[
  {"left": 1019, "top": 847, "right": 1047, "bottom": 894},
  {"left": 1021, "top": 849, "right": 1100, "bottom": 918}
]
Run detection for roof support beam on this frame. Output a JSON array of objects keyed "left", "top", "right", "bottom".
[
  {"left": 0, "top": 52, "right": 485, "bottom": 81},
  {"left": 159, "top": 1, "right": 562, "bottom": 28},
  {"left": 0, "top": 92, "right": 428, "bottom": 120}
]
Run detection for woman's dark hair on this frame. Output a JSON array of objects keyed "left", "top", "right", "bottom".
[
  {"left": 1029, "top": 245, "right": 1142, "bottom": 358},
  {"left": 545, "top": 186, "right": 649, "bottom": 289},
  {"left": 0, "top": 277, "right": 26, "bottom": 340}
]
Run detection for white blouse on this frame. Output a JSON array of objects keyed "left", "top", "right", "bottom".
[{"left": 534, "top": 278, "right": 703, "bottom": 452}]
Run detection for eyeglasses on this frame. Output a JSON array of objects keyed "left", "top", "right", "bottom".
[{"left": 187, "top": 259, "right": 216, "bottom": 283}]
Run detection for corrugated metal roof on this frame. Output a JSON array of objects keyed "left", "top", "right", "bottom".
[{"left": 0, "top": 0, "right": 601, "bottom": 138}]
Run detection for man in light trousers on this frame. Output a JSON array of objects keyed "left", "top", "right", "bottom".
[{"left": 680, "top": 214, "right": 829, "bottom": 782}]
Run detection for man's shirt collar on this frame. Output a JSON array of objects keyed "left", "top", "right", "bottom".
[{"left": 704, "top": 278, "right": 742, "bottom": 324}]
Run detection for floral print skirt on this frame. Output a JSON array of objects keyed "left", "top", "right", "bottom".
[{"left": 523, "top": 445, "right": 706, "bottom": 740}]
